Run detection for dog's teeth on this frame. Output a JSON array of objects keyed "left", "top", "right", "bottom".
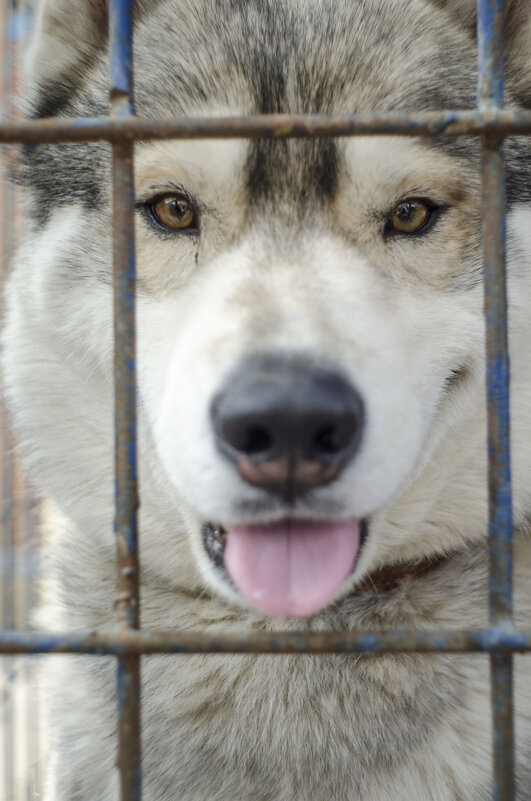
[
  {"left": 209, "top": 532, "right": 223, "bottom": 557},
  {"left": 204, "top": 524, "right": 226, "bottom": 562}
]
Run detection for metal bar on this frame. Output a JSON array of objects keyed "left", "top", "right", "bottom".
[
  {"left": 478, "top": 0, "right": 504, "bottom": 109},
  {"left": 112, "top": 151, "right": 139, "bottom": 624},
  {"left": 491, "top": 653, "right": 515, "bottom": 801},
  {"left": 0, "top": 5, "right": 523, "bottom": 801},
  {"left": 477, "top": 1, "right": 515, "bottom": 799},
  {"left": 482, "top": 131, "right": 513, "bottom": 623},
  {"left": 109, "top": 1, "right": 141, "bottom": 800},
  {"left": 0, "top": 626, "right": 531, "bottom": 655},
  {"left": 2, "top": 110, "right": 531, "bottom": 144}
]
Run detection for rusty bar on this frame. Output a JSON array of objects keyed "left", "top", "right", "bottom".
[
  {"left": 0, "top": 626, "right": 531, "bottom": 655},
  {"left": 482, "top": 131, "right": 513, "bottom": 625},
  {"left": 479, "top": 0, "right": 513, "bottom": 627},
  {"left": 478, "top": 0, "right": 504, "bottom": 109},
  {"left": 110, "top": 0, "right": 141, "bottom": 800},
  {"left": 112, "top": 149, "right": 139, "bottom": 622},
  {"left": 478, "top": 1, "right": 515, "bottom": 799},
  {"left": 491, "top": 653, "right": 515, "bottom": 801},
  {"left": 2, "top": 110, "right": 531, "bottom": 144}
]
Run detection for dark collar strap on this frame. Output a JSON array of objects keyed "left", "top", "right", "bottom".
[{"left": 353, "top": 552, "right": 449, "bottom": 594}]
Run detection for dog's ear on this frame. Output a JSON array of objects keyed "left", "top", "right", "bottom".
[
  {"left": 26, "top": 0, "right": 160, "bottom": 116},
  {"left": 28, "top": 0, "right": 109, "bottom": 91},
  {"left": 431, "top": 0, "right": 531, "bottom": 105},
  {"left": 429, "top": 0, "right": 477, "bottom": 32}
]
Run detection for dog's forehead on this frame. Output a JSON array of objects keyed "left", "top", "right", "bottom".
[
  {"left": 134, "top": 0, "right": 477, "bottom": 116},
  {"left": 30, "top": 0, "right": 531, "bottom": 228},
  {"left": 130, "top": 0, "right": 479, "bottom": 208}
]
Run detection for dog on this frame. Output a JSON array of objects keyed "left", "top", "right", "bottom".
[{"left": 4, "top": 0, "right": 531, "bottom": 798}]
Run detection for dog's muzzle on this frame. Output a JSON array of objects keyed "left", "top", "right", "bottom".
[
  {"left": 205, "top": 354, "right": 366, "bottom": 618},
  {"left": 211, "top": 353, "right": 364, "bottom": 500}
]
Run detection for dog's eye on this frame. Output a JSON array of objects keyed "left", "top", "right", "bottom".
[
  {"left": 145, "top": 194, "right": 198, "bottom": 233},
  {"left": 387, "top": 200, "right": 432, "bottom": 235}
]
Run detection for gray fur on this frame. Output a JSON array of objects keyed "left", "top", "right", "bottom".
[
  {"left": 18, "top": 1, "right": 531, "bottom": 227},
  {"left": 5, "top": 1, "right": 531, "bottom": 799}
]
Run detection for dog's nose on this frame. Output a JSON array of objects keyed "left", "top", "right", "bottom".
[{"left": 211, "top": 355, "right": 364, "bottom": 497}]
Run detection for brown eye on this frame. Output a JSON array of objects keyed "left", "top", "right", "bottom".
[
  {"left": 388, "top": 199, "right": 430, "bottom": 234},
  {"left": 148, "top": 194, "right": 197, "bottom": 232}
]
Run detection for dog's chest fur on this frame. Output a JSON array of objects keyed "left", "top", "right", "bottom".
[{"left": 41, "top": 534, "right": 515, "bottom": 801}]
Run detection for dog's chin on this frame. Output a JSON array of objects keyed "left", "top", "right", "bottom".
[{"left": 203, "top": 518, "right": 367, "bottom": 618}]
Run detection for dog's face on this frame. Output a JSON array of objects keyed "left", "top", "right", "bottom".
[
  {"left": 141, "top": 133, "right": 484, "bottom": 617},
  {"left": 7, "top": 0, "right": 531, "bottom": 618}
]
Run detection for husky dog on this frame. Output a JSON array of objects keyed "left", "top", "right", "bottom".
[{"left": 4, "top": 0, "right": 531, "bottom": 798}]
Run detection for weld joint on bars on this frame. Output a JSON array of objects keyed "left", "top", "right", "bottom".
[{"left": 1, "top": 110, "right": 531, "bottom": 144}]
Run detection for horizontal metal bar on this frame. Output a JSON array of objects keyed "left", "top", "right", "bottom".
[
  {"left": 2, "top": 110, "right": 531, "bottom": 144},
  {"left": 0, "top": 625, "right": 529, "bottom": 655}
]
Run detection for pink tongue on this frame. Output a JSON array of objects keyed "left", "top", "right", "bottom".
[{"left": 224, "top": 520, "right": 360, "bottom": 618}]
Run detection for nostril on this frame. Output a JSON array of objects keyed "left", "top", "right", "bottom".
[
  {"left": 222, "top": 419, "right": 275, "bottom": 458},
  {"left": 312, "top": 417, "right": 358, "bottom": 457},
  {"left": 313, "top": 423, "right": 344, "bottom": 456},
  {"left": 239, "top": 424, "right": 274, "bottom": 456}
]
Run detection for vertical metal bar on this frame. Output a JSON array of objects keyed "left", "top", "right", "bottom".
[
  {"left": 477, "top": 2, "right": 515, "bottom": 799},
  {"left": 491, "top": 653, "right": 515, "bottom": 801},
  {"left": 109, "top": 1, "right": 141, "bottom": 800}
]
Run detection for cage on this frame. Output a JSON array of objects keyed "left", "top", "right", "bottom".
[{"left": 0, "top": 0, "right": 528, "bottom": 799}]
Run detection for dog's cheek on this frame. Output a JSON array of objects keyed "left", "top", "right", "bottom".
[
  {"left": 339, "top": 281, "right": 486, "bottom": 511},
  {"left": 332, "top": 353, "right": 435, "bottom": 517},
  {"left": 143, "top": 269, "right": 256, "bottom": 520}
]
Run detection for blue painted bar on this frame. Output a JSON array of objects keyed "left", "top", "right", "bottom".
[
  {"left": 478, "top": 0, "right": 504, "bottom": 109},
  {"left": 109, "top": 1, "right": 141, "bottom": 800},
  {"left": 109, "top": 0, "right": 134, "bottom": 116},
  {"left": 482, "top": 140, "right": 512, "bottom": 625},
  {"left": 477, "top": 1, "right": 515, "bottom": 799}
]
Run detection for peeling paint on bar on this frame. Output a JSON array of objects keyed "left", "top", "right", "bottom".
[
  {"left": 478, "top": 0, "right": 515, "bottom": 799},
  {"left": 109, "top": 1, "right": 141, "bottom": 800},
  {"left": 0, "top": 626, "right": 530, "bottom": 655},
  {"left": 1, "top": 110, "right": 531, "bottom": 144}
]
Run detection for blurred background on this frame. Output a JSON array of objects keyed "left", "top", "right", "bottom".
[{"left": 0, "top": 2, "right": 42, "bottom": 798}]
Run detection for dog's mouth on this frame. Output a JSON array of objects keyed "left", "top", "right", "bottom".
[{"left": 203, "top": 518, "right": 366, "bottom": 617}]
